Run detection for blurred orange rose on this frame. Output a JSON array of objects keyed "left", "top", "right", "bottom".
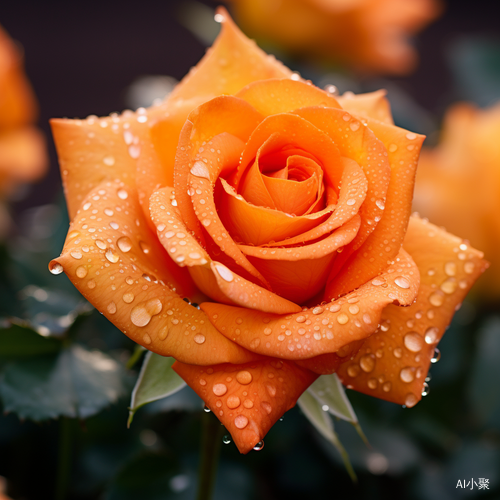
[
  {"left": 49, "top": 10, "right": 486, "bottom": 453},
  {"left": 0, "top": 24, "right": 46, "bottom": 196},
  {"left": 415, "top": 102, "right": 500, "bottom": 298},
  {"left": 224, "top": 0, "right": 442, "bottom": 74}
]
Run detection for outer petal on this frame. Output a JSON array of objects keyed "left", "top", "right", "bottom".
[
  {"left": 201, "top": 248, "right": 419, "bottom": 360},
  {"left": 337, "top": 215, "right": 488, "bottom": 407},
  {"left": 235, "top": 79, "right": 341, "bottom": 116},
  {"left": 167, "top": 8, "right": 293, "bottom": 103},
  {"left": 325, "top": 116, "right": 425, "bottom": 299},
  {"left": 173, "top": 359, "right": 318, "bottom": 454},
  {"left": 49, "top": 180, "right": 258, "bottom": 365},
  {"left": 337, "top": 90, "right": 394, "bottom": 125}
]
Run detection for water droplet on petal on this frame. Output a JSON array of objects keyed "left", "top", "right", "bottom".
[
  {"left": 213, "top": 384, "right": 227, "bottom": 396},
  {"left": 424, "top": 327, "right": 438, "bottom": 344},
  {"left": 140, "top": 241, "right": 151, "bottom": 254},
  {"left": 404, "top": 332, "right": 424, "bottom": 352},
  {"left": 375, "top": 199, "right": 385, "bottom": 210},
  {"left": 190, "top": 161, "right": 210, "bottom": 179},
  {"left": 203, "top": 405, "right": 211, "bottom": 413},
  {"left": 337, "top": 313, "right": 349, "bottom": 325},
  {"left": 117, "top": 236, "right": 132, "bottom": 252},
  {"left": 404, "top": 393, "right": 418, "bottom": 408},
  {"left": 400, "top": 367, "right": 415, "bottom": 383},
  {"left": 107, "top": 302, "right": 117, "bottom": 314},
  {"left": 76, "top": 266, "right": 87, "bottom": 278},
  {"left": 227, "top": 396, "right": 241, "bottom": 409},
  {"left": 395, "top": 276, "right": 410, "bottom": 289},
  {"left": 222, "top": 435, "right": 231, "bottom": 445},
  {"left": 253, "top": 440, "right": 264, "bottom": 451},
  {"left": 421, "top": 382, "right": 430, "bottom": 397},
  {"left": 360, "top": 354, "right": 375, "bottom": 373},
  {"left": 49, "top": 261, "right": 64, "bottom": 275},
  {"left": 215, "top": 263, "right": 233, "bottom": 282},
  {"left": 194, "top": 334, "right": 206, "bottom": 344},
  {"left": 430, "top": 348, "right": 441, "bottom": 363},
  {"left": 236, "top": 371, "right": 252, "bottom": 384},
  {"left": 130, "top": 298, "right": 163, "bottom": 327},
  {"left": 105, "top": 249, "right": 119, "bottom": 263}
]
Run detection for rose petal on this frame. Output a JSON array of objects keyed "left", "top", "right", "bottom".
[
  {"left": 326, "top": 117, "right": 425, "bottom": 299},
  {"left": 173, "top": 358, "right": 318, "bottom": 453},
  {"left": 337, "top": 90, "right": 394, "bottom": 125},
  {"left": 237, "top": 215, "right": 360, "bottom": 303},
  {"left": 219, "top": 177, "right": 333, "bottom": 246},
  {"left": 232, "top": 113, "right": 344, "bottom": 191},
  {"left": 137, "top": 95, "right": 208, "bottom": 221},
  {"left": 202, "top": 247, "right": 418, "bottom": 359},
  {"left": 168, "top": 8, "right": 293, "bottom": 103},
  {"left": 236, "top": 78, "right": 341, "bottom": 116},
  {"left": 337, "top": 215, "right": 489, "bottom": 407},
  {"left": 296, "top": 340, "right": 365, "bottom": 374},
  {"left": 49, "top": 180, "right": 258, "bottom": 365},
  {"left": 294, "top": 106, "right": 391, "bottom": 264},
  {"left": 266, "top": 157, "right": 367, "bottom": 247},
  {"left": 149, "top": 186, "right": 210, "bottom": 267}
]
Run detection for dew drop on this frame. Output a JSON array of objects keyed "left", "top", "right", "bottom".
[
  {"left": 347, "top": 365, "right": 360, "bottom": 377},
  {"left": 421, "top": 382, "right": 430, "bottom": 397},
  {"left": 400, "top": 367, "right": 415, "bottom": 383},
  {"left": 215, "top": 263, "right": 234, "bottom": 282},
  {"left": 222, "top": 435, "right": 231, "bottom": 445},
  {"left": 429, "top": 291, "right": 444, "bottom": 307},
  {"left": 243, "top": 399, "right": 254, "bottom": 409},
  {"left": 444, "top": 261, "right": 456, "bottom": 276},
  {"left": 236, "top": 371, "right": 252, "bottom": 385},
  {"left": 430, "top": 348, "right": 441, "bottom": 363},
  {"left": 194, "top": 334, "right": 206, "bottom": 344},
  {"left": 96, "top": 239, "right": 107, "bottom": 250},
  {"left": 123, "top": 292, "right": 135, "bottom": 303},
  {"left": 213, "top": 384, "right": 227, "bottom": 396},
  {"left": 424, "top": 327, "right": 438, "bottom": 344},
  {"left": 404, "top": 332, "right": 424, "bottom": 352},
  {"left": 337, "top": 313, "right": 349, "bottom": 325},
  {"left": 372, "top": 279, "right": 384, "bottom": 286},
  {"left": 388, "top": 144, "right": 398, "bottom": 153},
  {"left": 107, "top": 302, "right": 117, "bottom": 314},
  {"left": 464, "top": 261, "right": 475, "bottom": 274},
  {"left": 130, "top": 298, "right": 163, "bottom": 327},
  {"left": 393, "top": 347, "right": 402, "bottom": 359},
  {"left": 440, "top": 277, "right": 457, "bottom": 294},
  {"left": 261, "top": 402, "right": 272, "bottom": 414},
  {"left": 253, "top": 440, "right": 264, "bottom": 451},
  {"left": 190, "top": 161, "right": 211, "bottom": 179},
  {"left": 346, "top": 198, "right": 356, "bottom": 206},
  {"left": 404, "top": 393, "right": 418, "bottom": 408},
  {"left": 117, "top": 236, "right": 132, "bottom": 252},
  {"left": 49, "top": 262, "right": 64, "bottom": 275},
  {"left": 382, "top": 382, "right": 391, "bottom": 392},
  {"left": 87, "top": 279, "right": 96, "bottom": 289},
  {"left": 227, "top": 396, "right": 241, "bottom": 409},
  {"left": 360, "top": 354, "right": 375, "bottom": 373},
  {"left": 203, "top": 405, "right": 211, "bottom": 413},
  {"left": 312, "top": 306, "right": 324, "bottom": 315},
  {"left": 349, "top": 121, "right": 360, "bottom": 132},
  {"left": 140, "top": 241, "right": 151, "bottom": 254},
  {"left": 70, "top": 250, "right": 82, "bottom": 260},
  {"left": 76, "top": 266, "right": 87, "bottom": 278},
  {"left": 367, "top": 378, "right": 378, "bottom": 389},
  {"left": 375, "top": 199, "right": 385, "bottom": 210},
  {"left": 105, "top": 249, "right": 119, "bottom": 263},
  {"left": 349, "top": 305, "right": 359, "bottom": 314},
  {"left": 103, "top": 155, "right": 115, "bottom": 166},
  {"left": 395, "top": 276, "right": 410, "bottom": 289}
]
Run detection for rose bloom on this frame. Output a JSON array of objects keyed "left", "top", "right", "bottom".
[
  {"left": 49, "top": 10, "right": 486, "bottom": 453},
  {"left": 0, "top": 24, "right": 46, "bottom": 196},
  {"left": 224, "top": 0, "right": 442, "bottom": 75},
  {"left": 414, "top": 102, "right": 500, "bottom": 298}
]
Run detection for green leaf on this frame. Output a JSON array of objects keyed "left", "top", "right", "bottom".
[
  {"left": 0, "top": 344, "right": 126, "bottom": 420},
  {"left": 307, "top": 373, "right": 368, "bottom": 445},
  {"left": 307, "top": 373, "right": 357, "bottom": 422},
  {"left": 128, "top": 352, "right": 186, "bottom": 426},
  {"left": 0, "top": 323, "right": 62, "bottom": 359},
  {"left": 298, "top": 390, "right": 356, "bottom": 481}
]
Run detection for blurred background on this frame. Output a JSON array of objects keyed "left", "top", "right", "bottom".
[{"left": 1, "top": 0, "right": 500, "bottom": 498}]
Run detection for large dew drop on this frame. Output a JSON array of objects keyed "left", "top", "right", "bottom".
[{"left": 130, "top": 298, "right": 163, "bottom": 327}]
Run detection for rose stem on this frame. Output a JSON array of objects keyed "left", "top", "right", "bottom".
[
  {"left": 55, "top": 416, "right": 72, "bottom": 500},
  {"left": 196, "top": 410, "right": 224, "bottom": 500}
]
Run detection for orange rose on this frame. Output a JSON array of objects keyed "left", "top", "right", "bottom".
[
  {"left": 414, "top": 102, "right": 500, "bottom": 298},
  {"left": 49, "top": 10, "right": 486, "bottom": 453},
  {"left": 224, "top": 0, "right": 442, "bottom": 74},
  {"left": 0, "top": 24, "right": 46, "bottom": 196}
]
